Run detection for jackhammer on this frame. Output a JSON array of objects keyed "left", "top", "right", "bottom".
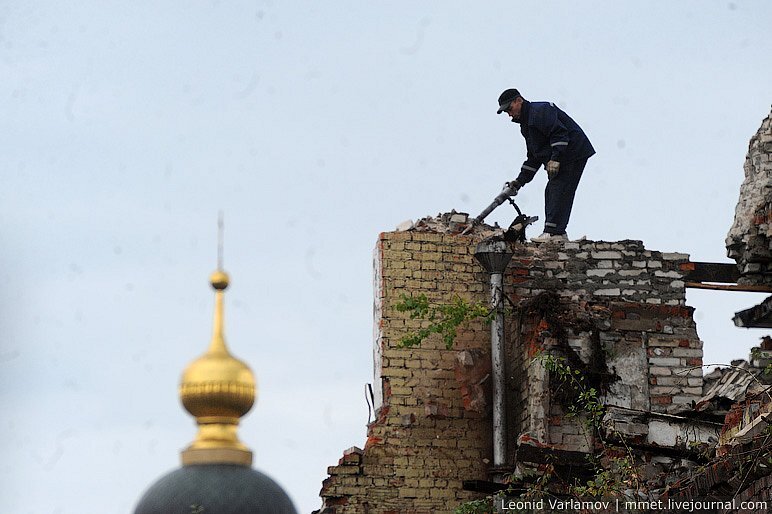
[{"left": 461, "top": 183, "right": 539, "bottom": 242}]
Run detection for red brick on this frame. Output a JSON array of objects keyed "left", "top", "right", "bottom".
[{"left": 365, "top": 436, "right": 383, "bottom": 448}]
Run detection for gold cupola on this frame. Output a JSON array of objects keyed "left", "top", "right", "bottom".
[{"left": 179, "top": 268, "right": 257, "bottom": 466}]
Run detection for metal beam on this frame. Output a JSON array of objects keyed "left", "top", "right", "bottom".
[
  {"left": 685, "top": 282, "right": 772, "bottom": 293},
  {"left": 682, "top": 262, "right": 741, "bottom": 284}
]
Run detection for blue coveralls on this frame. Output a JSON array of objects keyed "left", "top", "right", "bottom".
[{"left": 513, "top": 100, "right": 595, "bottom": 235}]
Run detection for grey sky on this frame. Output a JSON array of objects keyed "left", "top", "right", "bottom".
[{"left": 1, "top": 1, "right": 771, "bottom": 512}]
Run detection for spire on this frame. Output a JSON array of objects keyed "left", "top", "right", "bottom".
[
  {"left": 207, "top": 212, "right": 228, "bottom": 354},
  {"left": 178, "top": 215, "right": 257, "bottom": 466}
]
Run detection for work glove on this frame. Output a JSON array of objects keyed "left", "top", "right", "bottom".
[
  {"left": 546, "top": 160, "right": 560, "bottom": 180},
  {"left": 504, "top": 180, "right": 522, "bottom": 195}
]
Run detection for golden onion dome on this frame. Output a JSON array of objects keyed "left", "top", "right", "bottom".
[
  {"left": 178, "top": 269, "right": 257, "bottom": 466},
  {"left": 179, "top": 347, "right": 256, "bottom": 420}
]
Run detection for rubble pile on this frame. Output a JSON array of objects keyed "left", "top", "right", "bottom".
[
  {"left": 664, "top": 340, "right": 772, "bottom": 507},
  {"left": 726, "top": 109, "right": 772, "bottom": 284},
  {"left": 396, "top": 210, "right": 503, "bottom": 238},
  {"left": 696, "top": 336, "right": 772, "bottom": 420}
]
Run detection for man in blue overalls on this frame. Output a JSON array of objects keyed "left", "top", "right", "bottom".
[{"left": 497, "top": 88, "right": 595, "bottom": 242}]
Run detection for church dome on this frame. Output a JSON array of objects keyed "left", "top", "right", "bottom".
[
  {"left": 176, "top": 269, "right": 258, "bottom": 465},
  {"left": 180, "top": 271, "right": 256, "bottom": 421},
  {"left": 134, "top": 464, "right": 296, "bottom": 514},
  {"left": 133, "top": 233, "right": 296, "bottom": 514}
]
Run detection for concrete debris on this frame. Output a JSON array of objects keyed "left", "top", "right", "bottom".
[
  {"left": 342, "top": 446, "right": 363, "bottom": 457},
  {"left": 408, "top": 210, "right": 504, "bottom": 238},
  {"left": 395, "top": 219, "right": 414, "bottom": 231}
]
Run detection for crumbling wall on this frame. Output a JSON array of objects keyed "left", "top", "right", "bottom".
[
  {"left": 505, "top": 241, "right": 705, "bottom": 465},
  {"left": 318, "top": 231, "right": 493, "bottom": 514},
  {"left": 726, "top": 109, "right": 772, "bottom": 284},
  {"left": 316, "top": 231, "right": 705, "bottom": 514}
]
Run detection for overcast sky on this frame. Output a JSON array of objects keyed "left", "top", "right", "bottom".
[{"left": 1, "top": 1, "right": 771, "bottom": 512}]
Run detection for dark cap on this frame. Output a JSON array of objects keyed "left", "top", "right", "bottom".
[{"left": 497, "top": 88, "right": 521, "bottom": 114}]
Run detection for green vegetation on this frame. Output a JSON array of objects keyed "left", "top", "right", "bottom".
[{"left": 395, "top": 293, "right": 492, "bottom": 349}]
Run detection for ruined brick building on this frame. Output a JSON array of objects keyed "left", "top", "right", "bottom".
[{"left": 315, "top": 110, "right": 772, "bottom": 514}]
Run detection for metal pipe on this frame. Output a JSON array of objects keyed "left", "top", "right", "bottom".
[
  {"left": 490, "top": 271, "right": 507, "bottom": 467},
  {"left": 461, "top": 184, "right": 517, "bottom": 235},
  {"left": 473, "top": 240, "right": 514, "bottom": 472}
]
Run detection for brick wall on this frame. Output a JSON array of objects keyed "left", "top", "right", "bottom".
[
  {"left": 316, "top": 231, "right": 705, "bottom": 513},
  {"left": 319, "top": 231, "right": 492, "bottom": 514},
  {"left": 503, "top": 239, "right": 705, "bottom": 465}
]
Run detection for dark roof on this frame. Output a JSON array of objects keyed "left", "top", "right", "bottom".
[
  {"left": 134, "top": 464, "right": 297, "bottom": 514},
  {"left": 733, "top": 295, "right": 772, "bottom": 327}
]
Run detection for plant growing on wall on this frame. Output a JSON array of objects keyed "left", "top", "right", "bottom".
[{"left": 395, "top": 293, "right": 493, "bottom": 349}]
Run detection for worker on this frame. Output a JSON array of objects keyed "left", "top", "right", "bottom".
[{"left": 497, "top": 88, "right": 595, "bottom": 242}]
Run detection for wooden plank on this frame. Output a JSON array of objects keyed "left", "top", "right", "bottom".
[
  {"left": 685, "top": 282, "right": 772, "bottom": 293},
  {"left": 683, "top": 262, "right": 741, "bottom": 284}
]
